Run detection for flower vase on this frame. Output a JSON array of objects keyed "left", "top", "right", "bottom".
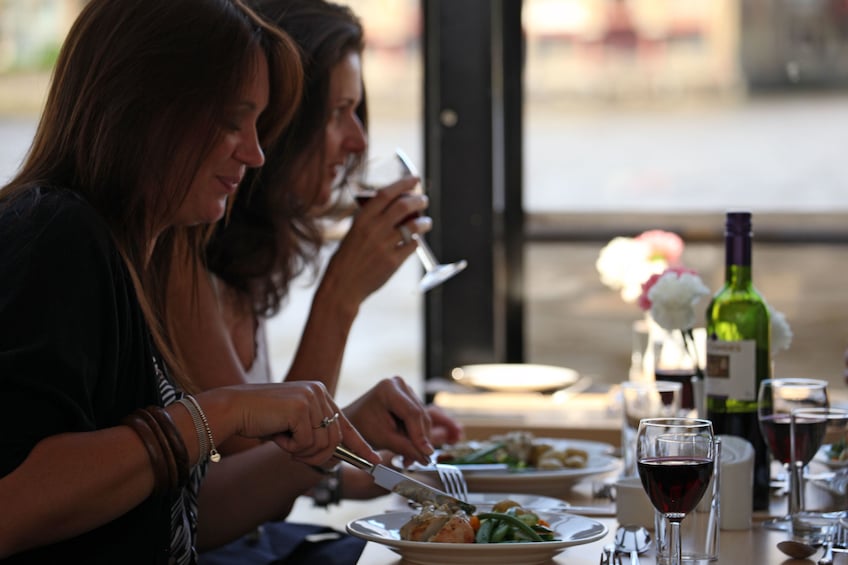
[{"left": 651, "top": 324, "right": 706, "bottom": 412}]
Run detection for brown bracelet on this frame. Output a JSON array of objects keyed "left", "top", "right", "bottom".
[
  {"left": 134, "top": 408, "right": 178, "bottom": 495},
  {"left": 123, "top": 413, "right": 169, "bottom": 496},
  {"left": 146, "top": 405, "right": 190, "bottom": 489}
]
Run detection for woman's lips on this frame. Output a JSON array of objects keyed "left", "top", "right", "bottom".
[{"left": 217, "top": 175, "right": 241, "bottom": 194}]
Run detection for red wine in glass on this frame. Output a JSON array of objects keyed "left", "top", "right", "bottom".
[
  {"left": 759, "top": 414, "right": 827, "bottom": 465},
  {"left": 636, "top": 417, "right": 714, "bottom": 565},
  {"left": 350, "top": 149, "right": 467, "bottom": 292},
  {"left": 756, "top": 378, "right": 828, "bottom": 531},
  {"left": 354, "top": 187, "right": 420, "bottom": 225},
  {"left": 637, "top": 456, "right": 714, "bottom": 517}
]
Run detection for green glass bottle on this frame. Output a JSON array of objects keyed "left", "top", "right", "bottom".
[{"left": 705, "top": 211, "right": 771, "bottom": 510}]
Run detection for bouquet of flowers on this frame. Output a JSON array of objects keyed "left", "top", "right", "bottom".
[
  {"left": 637, "top": 267, "right": 793, "bottom": 372},
  {"left": 638, "top": 267, "right": 711, "bottom": 378},
  {"left": 598, "top": 229, "right": 793, "bottom": 383},
  {"left": 596, "top": 230, "right": 684, "bottom": 304}
]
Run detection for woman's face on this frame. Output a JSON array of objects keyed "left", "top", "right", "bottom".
[
  {"left": 299, "top": 50, "right": 366, "bottom": 212},
  {"left": 174, "top": 50, "right": 270, "bottom": 227}
]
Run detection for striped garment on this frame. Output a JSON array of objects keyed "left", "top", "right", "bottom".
[{"left": 153, "top": 356, "right": 209, "bottom": 565}]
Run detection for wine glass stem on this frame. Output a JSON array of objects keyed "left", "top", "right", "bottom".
[
  {"left": 670, "top": 519, "right": 683, "bottom": 565},
  {"left": 789, "top": 462, "right": 805, "bottom": 516},
  {"left": 412, "top": 234, "right": 438, "bottom": 272}
]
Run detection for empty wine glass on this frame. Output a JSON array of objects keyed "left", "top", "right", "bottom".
[
  {"left": 348, "top": 148, "right": 467, "bottom": 292},
  {"left": 757, "top": 378, "right": 829, "bottom": 531},
  {"left": 636, "top": 417, "right": 716, "bottom": 565}
]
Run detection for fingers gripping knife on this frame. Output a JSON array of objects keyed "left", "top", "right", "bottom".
[{"left": 334, "top": 445, "right": 476, "bottom": 514}]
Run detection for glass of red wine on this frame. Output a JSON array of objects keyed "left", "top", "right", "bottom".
[
  {"left": 350, "top": 148, "right": 467, "bottom": 292},
  {"left": 757, "top": 378, "right": 829, "bottom": 531},
  {"left": 636, "top": 417, "right": 716, "bottom": 565},
  {"left": 789, "top": 407, "right": 848, "bottom": 542}
]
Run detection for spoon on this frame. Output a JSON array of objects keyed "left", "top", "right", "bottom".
[
  {"left": 777, "top": 539, "right": 818, "bottom": 559},
  {"left": 614, "top": 525, "right": 652, "bottom": 564}
]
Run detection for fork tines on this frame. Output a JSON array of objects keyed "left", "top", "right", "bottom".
[{"left": 434, "top": 463, "right": 469, "bottom": 502}]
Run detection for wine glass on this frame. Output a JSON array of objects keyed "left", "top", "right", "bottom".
[
  {"left": 349, "top": 148, "right": 467, "bottom": 292},
  {"left": 790, "top": 407, "right": 848, "bottom": 542},
  {"left": 636, "top": 417, "right": 716, "bottom": 565},
  {"left": 757, "top": 378, "right": 829, "bottom": 531}
]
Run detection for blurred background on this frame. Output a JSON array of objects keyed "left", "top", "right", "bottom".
[{"left": 2, "top": 0, "right": 848, "bottom": 406}]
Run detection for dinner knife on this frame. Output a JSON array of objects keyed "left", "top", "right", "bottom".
[{"left": 334, "top": 445, "right": 476, "bottom": 514}]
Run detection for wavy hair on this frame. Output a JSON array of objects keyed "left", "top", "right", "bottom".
[
  {"left": 206, "top": 0, "right": 367, "bottom": 318},
  {"left": 0, "top": 0, "right": 303, "bottom": 388}
]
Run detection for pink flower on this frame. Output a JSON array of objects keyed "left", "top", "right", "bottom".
[
  {"left": 638, "top": 266, "right": 699, "bottom": 312},
  {"left": 635, "top": 230, "right": 684, "bottom": 266}
]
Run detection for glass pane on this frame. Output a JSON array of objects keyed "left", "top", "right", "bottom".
[{"left": 523, "top": 0, "right": 848, "bottom": 389}]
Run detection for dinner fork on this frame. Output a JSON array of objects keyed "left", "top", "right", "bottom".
[{"left": 435, "top": 463, "right": 469, "bottom": 502}]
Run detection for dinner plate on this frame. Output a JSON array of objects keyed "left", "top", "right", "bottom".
[
  {"left": 403, "top": 438, "right": 618, "bottom": 497},
  {"left": 346, "top": 510, "right": 607, "bottom": 565},
  {"left": 450, "top": 363, "right": 580, "bottom": 392},
  {"left": 464, "top": 492, "right": 572, "bottom": 513}
]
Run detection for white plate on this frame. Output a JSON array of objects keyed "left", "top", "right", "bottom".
[
  {"left": 346, "top": 510, "right": 607, "bottom": 565},
  {"left": 404, "top": 438, "right": 618, "bottom": 497},
  {"left": 450, "top": 363, "right": 579, "bottom": 392},
  {"left": 465, "top": 492, "right": 572, "bottom": 513},
  {"left": 815, "top": 444, "right": 848, "bottom": 470}
]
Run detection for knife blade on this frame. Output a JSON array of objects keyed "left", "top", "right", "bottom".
[{"left": 334, "top": 445, "right": 476, "bottom": 514}]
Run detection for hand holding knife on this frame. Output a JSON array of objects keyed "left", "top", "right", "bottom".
[{"left": 334, "top": 444, "right": 476, "bottom": 515}]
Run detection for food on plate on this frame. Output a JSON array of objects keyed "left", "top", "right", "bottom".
[
  {"left": 436, "top": 431, "right": 589, "bottom": 470},
  {"left": 399, "top": 499, "right": 559, "bottom": 544},
  {"left": 825, "top": 439, "right": 848, "bottom": 464},
  {"left": 399, "top": 508, "right": 475, "bottom": 543}
]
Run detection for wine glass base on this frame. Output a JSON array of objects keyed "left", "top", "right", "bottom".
[
  {"left": 419, "top": 260, "right": 468, "bottom": 292},
  {"left": 762, "top": 516, "right": 792, "bottom": 532}
]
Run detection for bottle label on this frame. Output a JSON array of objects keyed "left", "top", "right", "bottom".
[{"left": 705, "top": 339, "right": 757, "bottom": 401}]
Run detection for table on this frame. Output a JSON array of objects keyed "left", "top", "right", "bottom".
[
  {"left": 346, "top": 384, "right": 848, "bottom": 564},
  {"left": 355, "top": 518, "right": 835, "bottom": 564},
  {"left": 346, "top": 463, "right": 846, "bottom": 564}
]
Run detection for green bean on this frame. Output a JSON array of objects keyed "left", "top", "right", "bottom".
[
  {"left": 453, "top": 443, "right": 506, "bottom": 464},
  {"left": 490, "top": 521, "right": 511, "bottom": 543},
  {"left": 476, "top": 512, "right": 544, "bottom": 542},
  {"left": 475, "top": 517, "right": 495, "bottom": 543}
]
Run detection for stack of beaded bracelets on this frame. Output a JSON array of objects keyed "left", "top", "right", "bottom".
[{"left": 123, "top": 406, "right": 190, "bottom": 497}]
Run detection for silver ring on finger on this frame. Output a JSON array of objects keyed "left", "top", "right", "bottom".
[
  {"left": 313, "top": 411, "right": 340, "bottom": 429},
  {"left": 398, "top": 225, "right": 413, "bottom": 245}
]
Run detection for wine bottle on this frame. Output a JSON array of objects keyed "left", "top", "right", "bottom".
[{"left": 705, "top": 211, "right": 771, "bottom": 511}]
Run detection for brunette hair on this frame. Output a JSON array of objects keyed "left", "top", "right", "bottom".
[
  {"left": 206, "top": 0, "right": 367, "bottom": 317},
  {"left": 0, "top": 0, "right": 302, "bottom": 387}
]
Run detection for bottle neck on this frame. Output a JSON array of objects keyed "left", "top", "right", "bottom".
[{"left": 725, "top": 233, "right": 752, "bottom": 284}]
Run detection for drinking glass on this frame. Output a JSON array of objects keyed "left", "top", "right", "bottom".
[
  {"left": 620, "top": 380, "right": 683, "bottom": 478},
  {"left": 790, "top": 407, "right": 848, "bottom": 542},
  {"left": 757, "top": 378, "right": 829, "bottom": 531},
  {"left": 349, "top": 148, "right": 467, "bottom": 292},
  {"left": 636, "top": 417, "right": 716, "bottom": 565}
]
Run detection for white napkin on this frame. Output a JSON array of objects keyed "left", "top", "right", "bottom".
[{"left": 717, "top": 434, "right": 754, "bottom": 530}]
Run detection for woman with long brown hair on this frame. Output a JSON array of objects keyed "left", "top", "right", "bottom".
[{"left": 0, "top": 1, "right": 380, "bottom": 562}]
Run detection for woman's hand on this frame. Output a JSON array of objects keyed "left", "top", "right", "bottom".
[
  {"left": 325, "top": 176, "right": 431, "bottom": 305},
  {"left": 342, "top": 376, "right": 434, "bottom": 466},
  {"left": 426, "top": 404, "right": 463, "bottom": 448},
  {"left": 209, "top": 381, "right": 380, "bottom": 468}
]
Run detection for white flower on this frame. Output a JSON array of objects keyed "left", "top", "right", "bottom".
[
  {"left": 647, "top": 271, "right": 711, "bottom": 331},
  {"left": 596, "top": 237, "right": 666, "bottom": 304},
  {"left": 769, "top": 306, "right": 793, "bottom": 355}
]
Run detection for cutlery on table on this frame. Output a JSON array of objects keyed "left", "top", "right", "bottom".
[{"left": 334, "top": 445, "right": 476, "bottom": 514}]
